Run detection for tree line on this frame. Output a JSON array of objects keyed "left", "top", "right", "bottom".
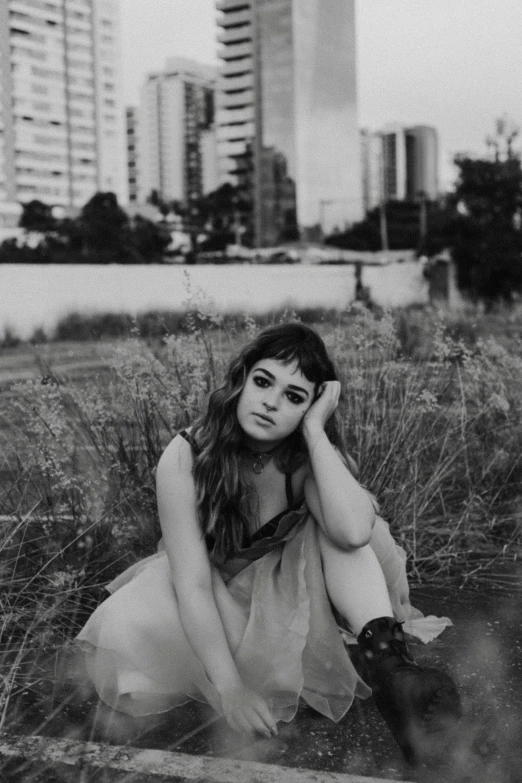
[{"left": 0, "top": 192, "right": 172, "bottom": 264}]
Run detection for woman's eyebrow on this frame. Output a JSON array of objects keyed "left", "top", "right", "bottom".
[{"left": 255, "top": 368, "right": 310, "bottom": 398}]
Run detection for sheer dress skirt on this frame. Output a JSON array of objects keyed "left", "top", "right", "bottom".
[{"left": 76, "top": 512, "right": 452, "bottom": 721}]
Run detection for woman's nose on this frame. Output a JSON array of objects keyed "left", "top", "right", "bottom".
[{"left": 263, "top": 395, "right": 278, "bottom": 411}]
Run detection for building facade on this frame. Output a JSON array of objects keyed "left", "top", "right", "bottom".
[
  {"left": 137, "top": 57, "right": 218, "bottom": 206},
  {"left": 216, "top": 0, "right": 362, "bottom": 246},
  {"left": 126, "top": 105, "right": 138, "bottom": 202},
  {"left": 362, "top": 124, "right": 439, "bottom": 210},
  {"left": 0, "top": 0, "right": 127, "bottom": 209},
  {"left": 405, "top": 125, "right": 438, "bottom": 202}
]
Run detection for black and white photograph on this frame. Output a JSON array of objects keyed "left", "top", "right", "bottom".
[{"left": 0, "top": 2, "right": 521, "bottom": 781}]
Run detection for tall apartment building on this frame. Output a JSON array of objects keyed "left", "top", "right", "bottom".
[
  {"left": 362, "top": 124, "right": 439, "bottom": 211},
  {"left": 216, "top": 0, "right": 362, "bottom": 246},
  {"left": 405, "top": 125, "right": 438, "bottom": 202},
  {"left": 137, "top": 57, "right": 218, "bottom": 206},
  {"left": 0, "top": 0, "right": 127, "bottom": 209}
]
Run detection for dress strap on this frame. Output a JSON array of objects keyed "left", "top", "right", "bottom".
[
  {"left": 285, "top": 471, "right": 295, "bottom": 507},
  {"left": 178, "top": 429, "right": 200, "bottom": 454}
]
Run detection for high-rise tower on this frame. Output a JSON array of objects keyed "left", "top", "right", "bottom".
[
  {"left": 361, "top": 124, "right": 439, "bottom": 210},
  {"left": 216, "top": 0, "right": 362, "bottom": 246},
  {"left": 137, "top": 57, "right": 217, "bottom": 206},
  {"left": 0, "top": 0, "right": 127, "bottom": 208}
]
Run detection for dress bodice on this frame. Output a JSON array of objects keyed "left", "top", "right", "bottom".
[{"left": 177, "top": 429, "right": 307, "bottom": 570}]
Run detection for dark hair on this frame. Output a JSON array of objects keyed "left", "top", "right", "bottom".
[{"left": 190, "top": 323, "right": 353, "bottom": 561}]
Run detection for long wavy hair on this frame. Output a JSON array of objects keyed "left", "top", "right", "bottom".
[{"left": 190, "top": 323, "right": 356, "bottom": 561}]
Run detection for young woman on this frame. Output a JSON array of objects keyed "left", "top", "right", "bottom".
[{"left": 77, "top": 323, "right": 462, "bottom": 765}]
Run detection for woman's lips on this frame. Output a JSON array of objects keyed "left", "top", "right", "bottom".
[{"left": 253, "top": 412, "right": 275, "bottom": 425}]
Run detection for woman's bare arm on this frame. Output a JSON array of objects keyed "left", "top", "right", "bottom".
[
  {"left": 156, "top": 435, "right": 276, "bottom": 735},
  {"left": 302, "top": 383, "right": 375, "bottom": 549}
]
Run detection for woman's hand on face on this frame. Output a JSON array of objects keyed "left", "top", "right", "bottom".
[
  {"left": 302, "top": 380, "right": 341, "bottom": 435},
  {"left": 220, "top": 683, "right": 277, "bottom": 738}
]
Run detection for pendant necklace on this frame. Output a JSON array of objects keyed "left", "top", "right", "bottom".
[{"left": 243, "top": 445, "right": 279, "bottom": 474}]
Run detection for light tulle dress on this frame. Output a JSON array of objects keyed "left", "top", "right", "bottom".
[{"left": 76, "top": 432, "right": 452, "bottom": 722}]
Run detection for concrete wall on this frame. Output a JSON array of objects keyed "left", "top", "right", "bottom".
[{"left": 0, "top": 261, "right": 429, "bottom": 339}]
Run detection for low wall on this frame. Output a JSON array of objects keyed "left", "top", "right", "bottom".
[{"left": 1, "top": 262, "right": 429, "bottom": 339}]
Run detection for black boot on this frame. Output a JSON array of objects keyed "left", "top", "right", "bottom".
[{"left": 357, "top": 616, "right": 462, "bottom": 766}]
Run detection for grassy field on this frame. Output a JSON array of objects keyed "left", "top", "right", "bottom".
[{"left": 0, "top": 301, "right": 521, "bottom": 741}]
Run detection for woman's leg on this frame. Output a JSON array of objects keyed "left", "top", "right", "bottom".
[
  {"left": 317, "top": 528, "right": 462, "bottom": 767},
  {"left": 317, "top": 532, "right": 393, "bottom": 635}
]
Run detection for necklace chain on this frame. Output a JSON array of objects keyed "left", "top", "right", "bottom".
[{"left": 243, "top": 445, "right": 278, "bottom": 474}]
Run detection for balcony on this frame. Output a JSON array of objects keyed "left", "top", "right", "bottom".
[
  {"left": 217, "top": 120, "right": 255, "bottom": 141},
  {"left": 217, "top": 26, "right": 251, "bottom": 45},
  {"left": 216, "top": 1, "right": 251, "bottom": 12},
  {"left": 218, "top": 72, "right": 253, "bottom": 92},
  {"left": 219, "top": 57, "right": 253, "bottom": 77},
  {"left": 217, "top": 139, "right": 251, "bottom": 159},
  {"left": 215, "top": 105, "right": 255, "bottom": 125},
  {"left": 216, "top": 7, "right": 251, "bottom": 28},
  {"left": 218, "top": 41, "right": 252, "bottom": 61},
  {"left": 217, "top": 89, "right": 254, "bottom": 109}
]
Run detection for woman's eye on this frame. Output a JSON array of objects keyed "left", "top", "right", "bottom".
[
  {"left": 253, "top": 376, "right": 269, "bottom": 388},
  {"left": 287, "top": 393, "right": 305, "bottom": 405}
]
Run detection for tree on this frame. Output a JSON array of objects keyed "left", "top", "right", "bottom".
[
  {"left": 79, "top": 192, "right": 131, "bottom": 262},
  {"left": 195, "top": 183, "right": 253, "bottom": 248},
  {"left": 131, "top": 215, "right": 171, "bottom": 261},
  {"left": 147, "top": 189, "right": 170, "bottom": 217},
  {"left": 325, "top": 200, "right": 438, "bottom": 252},
  {"left": 19, "top": 200, "right": 56, "bottom": 233},
  {"left": 423, "top": 118, "right": 522, "bottom": 304}
]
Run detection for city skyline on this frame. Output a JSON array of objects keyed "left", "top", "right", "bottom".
[{"left": 120, "top": 0, "right": 522, "bottom": 191}]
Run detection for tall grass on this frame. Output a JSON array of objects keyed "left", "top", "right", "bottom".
[{"left": 1, "top": 303, "right": 521, "bottom": 752}]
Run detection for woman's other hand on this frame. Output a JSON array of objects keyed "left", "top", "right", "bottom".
[
  {"left": 302, "top": 380, "right": 341, "bottom": 435},
  {"left": 220, "top": 683, "right": 277, "bottom": 738}
]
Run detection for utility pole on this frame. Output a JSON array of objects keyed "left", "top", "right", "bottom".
[
  {"left": 419, "top": 191, "right": 427, "bottom": 243},
  {"left": 319, "top": 199, "right": 333, "bottom": 242}
]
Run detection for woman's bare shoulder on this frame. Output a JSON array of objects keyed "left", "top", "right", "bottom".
[{"left": 157, "top": 432, "right": 194, "bottom": 478}]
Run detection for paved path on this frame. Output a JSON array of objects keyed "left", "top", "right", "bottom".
[{"left": 0, "top": 734, "right": 412, "bottom": 783}]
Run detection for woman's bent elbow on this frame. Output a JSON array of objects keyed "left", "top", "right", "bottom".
[
  {"left": 338, "top": 512, "right": 375, "bottom": 550},
  {"left": 324, "top": 524, "right": 373, "bottom": 551},
  {"left": 344, "top": 530, "right": 373, "bottom": 550}
]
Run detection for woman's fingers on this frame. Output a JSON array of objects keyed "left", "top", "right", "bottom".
[
  {"left": 227, "top": 712, "right": 269, "bottom": 737},
  {"left": 221, "top": 685, "right": 277, "bottom": 738},
  {"left": 252, "top": 699, "right": 277, "bottom": 735},
  {"left": 248, "top": 711, "right": 273, "bottom": 737},
  {"left": 226, "top": 704, "right": 277, "bottom": 738}
]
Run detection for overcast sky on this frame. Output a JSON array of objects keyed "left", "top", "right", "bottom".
[{"left": 119, "top": 0, "right": 522, "bottom": 189}]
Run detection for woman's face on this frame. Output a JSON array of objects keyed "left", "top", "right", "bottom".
[{"left": 236, "top": 358, "right": 316, "bottom": 447}]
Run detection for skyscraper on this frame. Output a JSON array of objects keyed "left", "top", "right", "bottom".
[
  {"left": 137, "top": 57, "right": 218, "bottom": 206},
  {"left": 216, "top": 0, "right": 362, "bottom": 246},
  {"left": 361, "top": 124, "right": 439, "bottom": 210},
  {"left": 382, "top": 125, "right": 408, "bottom": 202},
  {"left": 405, "top": 125, "right": 439, "bottom": 201},
  {"left": 0, "top": 0, "right": 127, "bottom": 209}
]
